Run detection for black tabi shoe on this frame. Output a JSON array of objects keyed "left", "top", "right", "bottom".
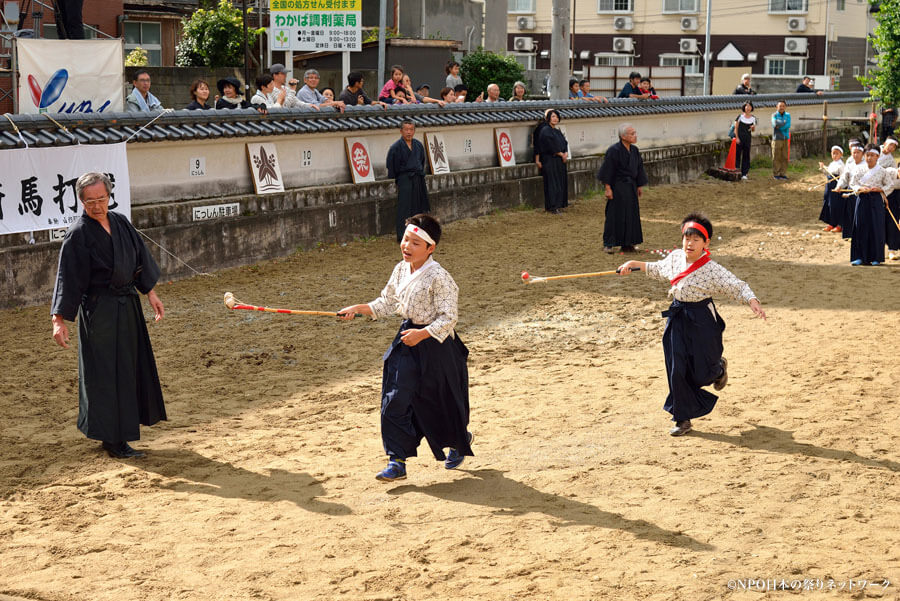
[
  {"left": 669, "top": 420, "right": 693, "bottom": 436},
  {"left": 102, "top": 441, "right": 146, "bottom": 459},
  {"left": 713, "top": 357, "right": 728, "bottom": 391}
]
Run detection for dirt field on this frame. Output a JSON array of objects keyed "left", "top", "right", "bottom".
[{"left": 2, "top": 158, "right": 899, "bottom": 600}]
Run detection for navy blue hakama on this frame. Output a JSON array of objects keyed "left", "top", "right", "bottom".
[
  {"left": 661, "top": 299, "right": 725, "bottom": 422},
  {"left": 380, "top": 319, "right": 472, "bottom": 461},
  {"left": 885, "top": 190, "right": 900, "bottom": 251},
  {"left": 819, "top": 179, "right": 841, "bottom": 227},
  {"left": 850, "top": 192, "right": 886, "bottom": 263}
]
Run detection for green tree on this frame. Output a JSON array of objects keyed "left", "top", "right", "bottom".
[
  {"left": 460, "top": 49, "right": 525, "bottom": 101},
  {"left": 859, "top": 0, "right": 900, "bottom": 107},
  {"left": 176, "top": 0, "right": 263, "bottom": 68}
]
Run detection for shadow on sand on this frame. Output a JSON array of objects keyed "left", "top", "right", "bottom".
[
  {"left": 138, "top": 447, "right": 352, "bottom": 515},
  {"left": 691, "top": 424, "right": 900, "bottom": 472},
  {"left": 388, "top": 468, "right": 713, "bottom": 551}
]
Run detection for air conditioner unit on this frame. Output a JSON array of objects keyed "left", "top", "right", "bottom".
[
  {"left": 513, "top": 36, "right": 535, "bottom": 52},
  {"left": 516, "top": 16, "right": 536, "bottom": 30},
  {"left": 613, "top": 37, "right": 634, "bottom": 52},
  {"left": 787, "top": 16, "right": 806, "bottom": 31},
  {"left": 613, "top": 16, "right": 634, "bottom": 31},
  {"left": 681, "top": 16, "right": 698, "bottom": 31},
  {"left": 784, "top": 36, "right": 808, "bottom": 53},
  {"left": 679, "top": 38, "right": 698, "bottom": 53}
]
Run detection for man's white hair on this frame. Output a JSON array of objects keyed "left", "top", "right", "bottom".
[{"left": 618, "top": 123, "right": 634, "bottom": 139}]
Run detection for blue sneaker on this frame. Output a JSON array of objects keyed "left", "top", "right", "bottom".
[
  {"left": 375, "top": 459, "right": 406, "bottom": 482},
  {"left": 871, "top": 261, "right": 880, "bottom": 266},
  {"left": 445, "top": 432, "right": 474, "bottom": 470},
  {"left": 851, "top": 259, "right": 863, "bottom": 266}
]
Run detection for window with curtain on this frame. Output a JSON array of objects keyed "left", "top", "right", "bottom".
[
  {"left": 663, "top": 0, "right": 699, "bottom": 12},
  {"left": 598, "top": 0, "right": 634, "bottom": 13},
  {"left": 508, "top": 0, "right": 536, "bottom": 12}
]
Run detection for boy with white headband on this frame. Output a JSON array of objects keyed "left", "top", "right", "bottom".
[
  {"left": 818, "top": 145, "right": 845, "bottom": 232},
  {"left": 848, "top": 144, "right": 894, "bottom": 265},
  {"left": 338, "top": 214, "right": 473, "bottom": 481},
  {"left": 835, "top": 143, "right": 867, "bottom": 239},
  {"left": 877, "top": 137, "right": 898, "bottom": 169},
  {"left": 616, "top": 213, "right": 766, "bottom": 436}
]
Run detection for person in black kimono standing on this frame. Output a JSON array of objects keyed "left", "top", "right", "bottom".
[
  {"left": 386, "top": 120, "right": 431, "bottom": 242},
  {"left": 51, "top": 172, "right": 167, "bottom": 459},
  {"left": 597, "top": 123, "right": 648, "bottom": 253},
  {"left": 537, "top": 109, "right": 569, "bottom": 214}
]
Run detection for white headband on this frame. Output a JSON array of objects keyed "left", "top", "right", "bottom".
[
  {"left": 404, "top": 223, "right": 435, "bottom": 246},
  {"left": 886, "top": 137, "right": 898, "bottom": 146},
  {"left": 851, "top": 145, "right": 863, "bottom": 151},
  {"left": 866, "top": 147, "right": 880, "bottom": 155},
  {"left": 831, "top": 145, "right": 843, "bottom": 153}
]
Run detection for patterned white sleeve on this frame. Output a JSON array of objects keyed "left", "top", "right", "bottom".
[
  {"left": 704, "top": 262, "right": 757, "bottom": 304},
  {"left": 424, "top": 271, "right": 459, "bottom": 342},
  {"left": 368, "top": 262, "right": 402, "bottom": 319},
  {"left": 645, "top": 250, "right": 679, "bottom": 283}
]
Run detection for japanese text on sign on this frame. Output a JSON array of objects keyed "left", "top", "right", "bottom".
[{"left": 192, "top": 203, "right": 240, "bottom": 222}]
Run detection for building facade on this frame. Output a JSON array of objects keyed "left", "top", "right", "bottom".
[{"left": 506, "top": 0, "right": 872, "bottom": 92}]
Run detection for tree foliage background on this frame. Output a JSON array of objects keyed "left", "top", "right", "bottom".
[
  {"left": 859, "top": 0, "right": 900, "bottom": 107},
  {"left": 176, "top": 0, "right": 263, "bottom": 67},
  {"left": 460, "top": 50, "right": 525, "bottom": 101}
]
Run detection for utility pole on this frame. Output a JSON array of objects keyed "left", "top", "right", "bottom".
[
  {"left": 377, "top": 0, "right": 387, "bottom": 90},
  {"left": 702, "top": 0, "right": 711, "bottom": 95},
  {"left": 549, "top": 0, "right": 570, "bottom": 100}
]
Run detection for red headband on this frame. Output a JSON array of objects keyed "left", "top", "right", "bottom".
[{"left": 682, "top": 221, "right": 709, "bottom": 240}]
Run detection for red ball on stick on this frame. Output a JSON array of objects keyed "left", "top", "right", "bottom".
[{"left": 521, "top": 271, "right": 530, "bottom": 281}]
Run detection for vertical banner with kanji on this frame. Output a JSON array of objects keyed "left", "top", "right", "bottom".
[
  {"left": 494, "top": 128, "right": 516, "bottom": 167},
  {"left": 344, "top": 137, "right": 375, "bottom": 184},
  {"left": 269, "top": 0, "right": 362, "bottom": 52},
  {"left": 0, "top": 142, "right": 130, "bottom": 235}
]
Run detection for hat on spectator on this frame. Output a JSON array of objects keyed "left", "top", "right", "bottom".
[
  {"left": 217, "top": 76, "right": 242, "bottom": 95},
  {"left": 270, "top": 63, "right": 286, "bottom": 75},
  {"left": 416, "top": 83, "right": 430, "bottom": 92}
]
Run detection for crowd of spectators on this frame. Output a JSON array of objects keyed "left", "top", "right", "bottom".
[{"left": 124, "top": 64, "right": 831, "bottom": 115}]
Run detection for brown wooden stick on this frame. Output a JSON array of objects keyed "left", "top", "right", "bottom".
[
  {"left": 523, "top": 267, "right": 639, "bottom": 284},
  {"left": 223, "top": 292, "right": 362, "bottom": 317}
]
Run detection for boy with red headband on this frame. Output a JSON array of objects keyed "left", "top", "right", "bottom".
[
  {"left": 617, "top": 213, "right": 766, "bottom": 436},
  {"left": 338, "top": 214, "right": 473, "bottom": 481}
]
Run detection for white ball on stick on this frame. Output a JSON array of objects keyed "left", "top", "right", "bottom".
[{"left": 224, "top": 292, "right": 236, "bottom": 309}]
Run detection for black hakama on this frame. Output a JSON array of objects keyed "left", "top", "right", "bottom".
[
  {"left": 841, "top": 183, "right": 858, "bottom": 239},
  {"left": 819, "top": 179, "right": 840, "bottom": 227},
  {"left": 538, "top": 126, "right": 569, "bottom": 212},
  {"left": 380, "top": 319, "right": 472, "bottom": 461},
  {"left": 51, "top": 212, "right": 166, "bottom": 443},
  {"left": 885, "top": 190, "right": 900, "bottom": 251},
  {"left": 660, "top": 299, "right": 725, "bottom": 422},
  {"left": 850, "top": 192, "right": 886, "bottom": 263},
  {"left": 597, "top": 141, "right": 647, "bottom": 248},
  {"left": 387, "top": 138, "right": 430, "bottom": 242}
]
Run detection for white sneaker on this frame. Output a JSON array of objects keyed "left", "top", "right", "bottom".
[{"left": 741, "top": 176, "right": 748, "bottom": 180}]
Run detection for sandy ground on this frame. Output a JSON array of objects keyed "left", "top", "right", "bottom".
[{"left": 2, "top": 158, "right": 900, "bottom": 601}]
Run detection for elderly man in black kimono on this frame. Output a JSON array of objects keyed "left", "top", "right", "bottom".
[
  {"left": 386, "top": 120, "right": 431, "bottom": 242},
  {"left": 51, "top": 172, "right": 166, "bottom": 459},
  {"left": 597, "top": 123, "right": 648, "bottom": 253}
]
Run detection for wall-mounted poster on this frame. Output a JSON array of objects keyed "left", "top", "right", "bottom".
[
  {"left": 344, "top": 137, "right": 375, "bottom": 184},
  {"left": 494, "top": 128, "right": 516, "bottom": 167},
  {"left": 246, "top": 142, "right": 284, "bottom": 194},
  {"left": 425, "top": 133, "right": 450, "bottom": 175}
]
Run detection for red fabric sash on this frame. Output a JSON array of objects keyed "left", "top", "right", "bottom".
[{"left": 670, "top": 249, "right": 711, "bottom": 287}]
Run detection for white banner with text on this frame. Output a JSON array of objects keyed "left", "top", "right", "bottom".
[{"left": 0, "top": 143, "right": 131, "bottom": 235}]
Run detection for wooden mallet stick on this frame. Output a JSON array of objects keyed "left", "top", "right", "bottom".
[
  {"left": 521, "top": 266, "right": 641, "bottom": 284},
  {"left": 223, "top": 292, "right": 363, "bottom": 317}
]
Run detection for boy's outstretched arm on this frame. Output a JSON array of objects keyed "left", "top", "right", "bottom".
[
  {"left": 748, "top": 298, "right": 766, "bottom": 320},
  {"left": 617, "top": 260, "right": 646, "bottom": 274}
]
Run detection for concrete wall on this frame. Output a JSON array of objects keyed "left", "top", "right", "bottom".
[
  {"left": 0, "top": 126, "right": 853, "bottom": 309},
  {"left": 123, "top": 97, "right": 869, "bottom": 204}
]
